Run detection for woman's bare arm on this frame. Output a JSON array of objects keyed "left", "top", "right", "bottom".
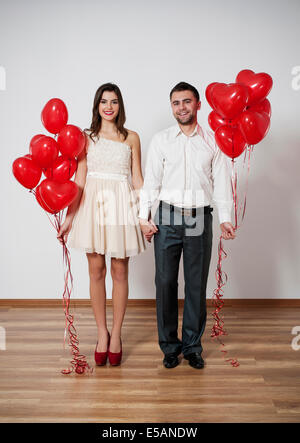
[
  {"left": 129, "top": 131, "right": 144, "bottom": 193},
  {"left": 65, "top": 134, "right": 88, "bottom": 221}
]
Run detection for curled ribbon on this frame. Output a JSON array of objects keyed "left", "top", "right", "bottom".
[
  {"left": 211, "top": 145, "right": 253, "bottom": 367},
  {"left": 211, "top": 235, "right": 239, "bottom": 367},
  {"left": 29, "top": 189, "right": 93, "bottom": 375}
]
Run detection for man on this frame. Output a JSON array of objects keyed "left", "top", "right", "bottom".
[{"left": 139, "top": 82, "right": 235, "bottom": 370}]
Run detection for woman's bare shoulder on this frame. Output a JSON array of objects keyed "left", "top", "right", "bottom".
[{"left": 125, "top": 129, "right": 140, "bottom": 145}]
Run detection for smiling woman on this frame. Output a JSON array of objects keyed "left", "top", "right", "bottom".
[
  {"left": 88, "top": 83, "right": 128, "bottom": 143},
  {"left": 57, "top": 82, "right": 146, "bottom": 368}
]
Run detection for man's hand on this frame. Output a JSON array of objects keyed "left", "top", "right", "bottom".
[
  {"left": 220, "top": 222, "right": 236, "bottom": 240},
  {"left": 139, "top": 218, "right": 158, "bottom": 243}
]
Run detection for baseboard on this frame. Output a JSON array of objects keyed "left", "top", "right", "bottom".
[{"left": 0, "top": 299, "right": 299, "bottom": 307}]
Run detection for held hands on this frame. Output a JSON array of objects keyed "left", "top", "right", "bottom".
[
  {"left": 57, "top": 218, "right": 73, "bottom": 245},
  {"left": 220, "top": 222, "right": 236, "bottom": 240},
  {"left": 139, "top": 218, "right": 158, "bottom": 243}
]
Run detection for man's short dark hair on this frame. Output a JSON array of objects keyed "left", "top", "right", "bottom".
[{"left": 170, "top": 82, "right": 200, "bottom": 102}]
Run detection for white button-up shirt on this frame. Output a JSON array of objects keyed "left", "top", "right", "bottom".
[{"left": 138, "top": 123, "right": 233, "bottom": 224}]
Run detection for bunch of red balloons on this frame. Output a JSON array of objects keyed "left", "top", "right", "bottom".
[
  {"left": 12, "top": 98, "right": 86, "bottom": 213},
  {"left": 206, "top": 69, "right": 273, "bottom": 159}
]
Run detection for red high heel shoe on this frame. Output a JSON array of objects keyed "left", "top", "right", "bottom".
[
  {"left": 108, "top": 337, "right": 122, "bottom": 366},
  {"left": 94, "top": 333, "right": 110, "bottom": 366}
]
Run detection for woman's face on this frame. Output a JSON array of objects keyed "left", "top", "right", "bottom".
[{"left": 98, "top": 90, "right": 119, "bottom": 122}]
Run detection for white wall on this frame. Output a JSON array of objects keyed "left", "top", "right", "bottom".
[{"left": 1, "top": 0, "right": 300, "bottom": 299}]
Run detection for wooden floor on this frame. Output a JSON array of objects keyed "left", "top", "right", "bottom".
[{"left": 0, "top": 302, "right": 300, "bottom": 423}]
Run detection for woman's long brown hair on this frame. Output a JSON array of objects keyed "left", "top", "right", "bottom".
[{"left": 86, "top": 83, "right": 128, "bottom": 142}]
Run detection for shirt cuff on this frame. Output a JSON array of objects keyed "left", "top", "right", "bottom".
[
  {"left": 218, "top": 213, "right": 232, "bottom": 224},
  {"left": 138, "top": 206, "right": 150, "bottom": 220},
  {"left": 215, "top": 202, "right": 233, "bottom": 225}
]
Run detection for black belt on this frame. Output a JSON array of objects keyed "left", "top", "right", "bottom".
[{"left": 159, "top": 201, "right": 213, "bottom": 217}]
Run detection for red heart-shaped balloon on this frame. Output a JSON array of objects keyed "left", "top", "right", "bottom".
[
  {"left": 208, "top": 111, "right": 230, "bottom": 132},
  {"left": 43, "top": 156, "right": 77, "bottom": 183},
  {"left": 41, "top": 98, "right": 68, "bottom": 134},
  {"left": 29, "top": 134, "right": 44, "bottom": 155},
  {"left": 35, "top": 179, "right": 78, "bottom": 214},
  {"left": 205, "top": 82, "right": 219, "bottom": 108},
  {"left": 236, "top": 69, "right": 273, "bottom": 106},
  {"left": 247, "top": 98, "right": 271, "bottom": 117},
  {"left": 237, "top": 110, "right": 270, "bottom": 145},
  {"left": 31, "top": 135, "right": 59, "bottom": 168},
  {"left": 215, "top": 125, "right": 247, "bottom": 159},
  {"left": 210, "top": 83, "right": 249, "bottom": 119},
  {"left": 35, "top": 185, "right": 55, "bottom": 213},
  {"left": 12, "top": 156, "right": 42, "bottom": 189},
  {"left": 57, "top": 125, "right": 86, "bottom": 159}
]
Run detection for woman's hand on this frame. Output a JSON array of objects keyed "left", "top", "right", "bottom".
[
  {"left": 139, "top": 218, "right": 158, "bottom": 243},
  {"left": 57, "top": 218, "right": 73, "bottom": 245}
]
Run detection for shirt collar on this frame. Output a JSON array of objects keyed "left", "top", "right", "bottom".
[{"left": 174, "top": 123, "right": 204, "bottom": 139}]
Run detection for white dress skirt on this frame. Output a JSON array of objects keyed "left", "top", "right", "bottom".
[{"left": 67, "top": 135, "right": 146, "bottom": 259}]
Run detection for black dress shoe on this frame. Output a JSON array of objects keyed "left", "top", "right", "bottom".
[
  {"left": 184, "top": 352, "right": 204, "bottom": 369},
  {"left": 163, "top": 352, "right": 180, "bottom": 369}
]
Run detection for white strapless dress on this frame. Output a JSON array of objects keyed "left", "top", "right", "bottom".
[{"left": 67, "top": 135, "right": 146, "bottom": 258}]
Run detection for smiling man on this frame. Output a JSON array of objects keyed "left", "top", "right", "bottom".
[{"left": 139, "top": 82, "right": 235, "bottom": 370}]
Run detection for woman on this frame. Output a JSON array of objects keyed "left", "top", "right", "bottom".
[{"left": 57, "top": 83, "right": 146, "bottom": 366}]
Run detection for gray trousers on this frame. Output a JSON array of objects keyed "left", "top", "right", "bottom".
[{"left": 153, "top": 201, "right": 213, "bottom": 357}]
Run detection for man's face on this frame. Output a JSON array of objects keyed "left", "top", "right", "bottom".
[{"left": 171, "top": 90, "right": 201, "bottom": 125}]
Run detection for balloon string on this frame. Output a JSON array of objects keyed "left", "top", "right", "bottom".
[
  {"left": 211, "top": 145, "right": 253, "bottom": 368},
  {"left": 28, "top": 190, "right": 93, "bottom": 375},
  {"left": 211, "top": 236, "right": 240, "bottom": 367},
  {"left": 235, "top": 148, "right": 248, "bottom": 225},
  {"left": 231, "top": 159, "right": 238, "bottom": 230},
  {"left": 54, "top": 213, "right": 93, "bottom": 375},
  {"left": 238, "top": 145, "right": 253, "bottom": 224},
  {"left": 232, "top": 145, "right": 253, "bottom": 230}
]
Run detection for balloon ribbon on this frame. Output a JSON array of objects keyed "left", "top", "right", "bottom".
[
  {"left": 211, "top": 145, "right": 253, "bottom": 367},
  {"left": 29, "top": 189, "right": 93, "bottom": 375}
]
